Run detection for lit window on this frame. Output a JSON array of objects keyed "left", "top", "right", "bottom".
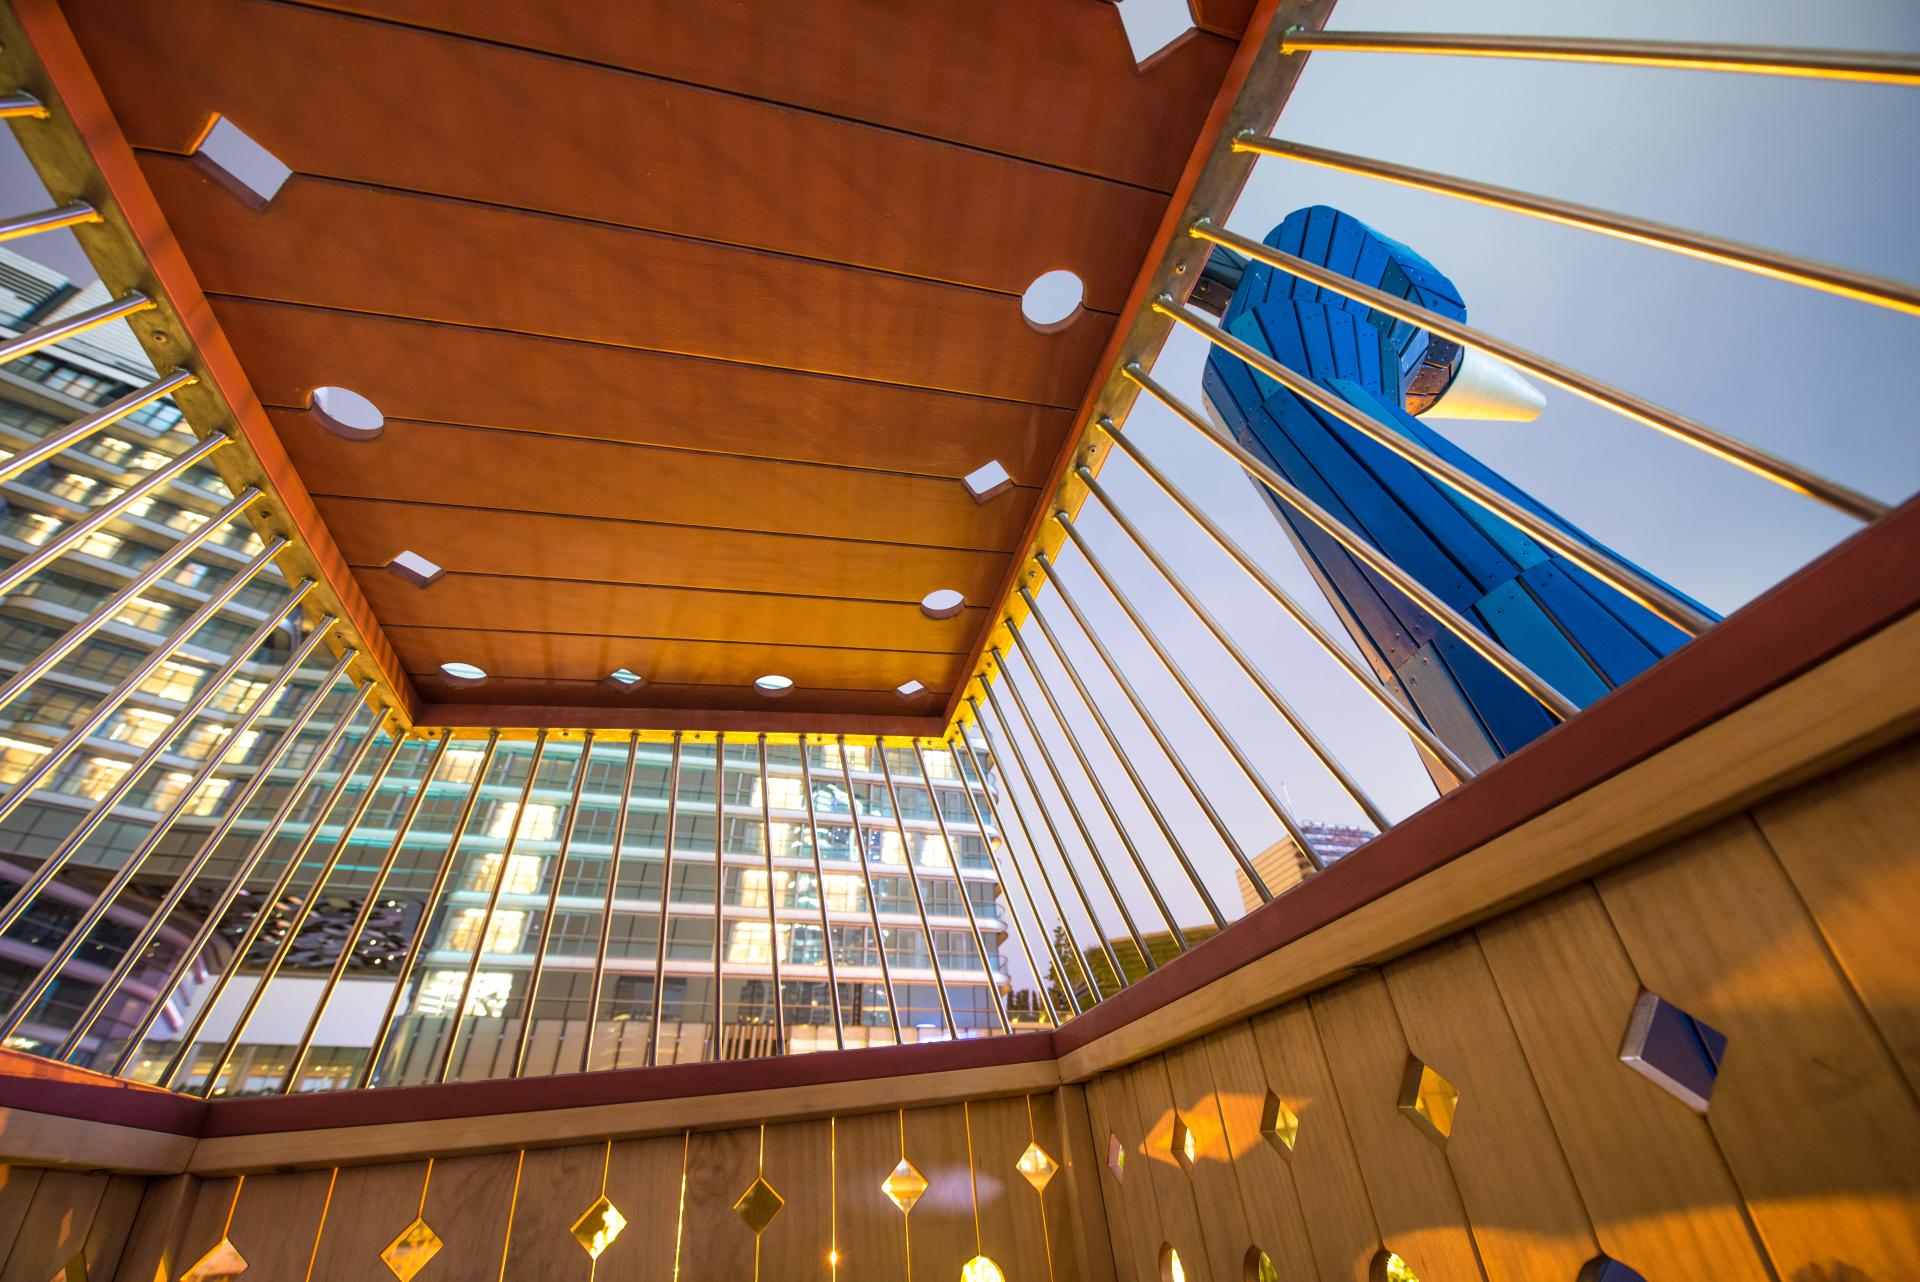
[
  {"left": 115, "top": 597, "right": 175, "bottom": 632},
  {"left": 74, "top": 530, "right": 123, "bottom": 559},
  {"left": 440, "top": 746, "right": 486, "bottom": 784},
  {"left": 46, "top": 473, "right": 99, "bottom": 503},
  {"left": 107, "top": 708, "right": 176, "bottom": 751},
  {"left": 413, "top": 969, "right": 512, "bottom": 1018},
  {"left": 15, "top": 514, "right": 61, "bottom": 547},
  {"left": 140, "top": 660, "right": 203, "bottom": 703},
  {"left": 488, "top": 801, "right": 558, "bottom": 842},
  {"left": 445, "top": 909, "right": 526, "bottom": 955},
  {"left": 66, "top": 756, "right": 131, "bottom": 801},
  {"left": 0, "top": 736, "right": 50, "bottom": 786}
]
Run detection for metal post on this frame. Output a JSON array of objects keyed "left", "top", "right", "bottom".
[
  {"left": 1157, "top": 297, "right": 1714, "bottom": 638},
  {"left": 975, "top": 680, "right": 1132, "bottom": 993},
  {"left": 796, "top": 735, "right": 847, "bottom": 1048},
  {"left": 0, "top": 619, "right": 335, "bottom": 1039},
  {"left": 0, "top": 292, "right": 155, "bottom": 364},
  {"left": 711, "top": 733, "right": 726, "bottom": 1059},
  {"left": 0, "top": 92, "right": 51, "bottom": 119},
  {"left": 0, "top": 432, "right": 232, "bottom": 599},
  {"left": 59, "top": 646, "right": 356, "bottom": 1060},
  {"left": 647, "top": 733, "right": 682, "bottom": 1067},
  {"left": 1100, "top": 408, "right": 1579, "bottom": 721},
  {"left": 1236, "top": 133, "right": 1920, "bottom": 319},
  {"left": 199, "top": 731, "right": 410, "bottom": 1096},
  {"left": 0, "top": 369, "right": 195, "bottom": 486},
  {"left": 946, "top": 737, "right": 1069, "bottom": 1026},
  {"left": 756, "top": 734, "right": 786, "bottom": 1050},
  {"left": 0, "top": 537, "right": 292, "bottom": 830},
  {"left": 910, "top": 740, "right": 1011, "bottom": 1035},
  {"left": 1190, "top": 220, "right": 1884, "bottom": 522},
  {"left": 359, "top": 731, "right": 503, "bottom": 1089},
  {"left": 136, "top": 685, "right": 379, "bottom": 1082},
  {"left": 581, "top": 733, "right": 638, "bottom": 1074},
  {"left": 0, "top": 202, "right": 98, "bottom": 242},
  {"left": 1016, "top": 581, "right": 1232, "bottom": 924},
  {"left": 436, "top": 731, "right": 550, "bottom": 1084},
  {"left": 873, "top": 741, "right": 958, "bottom": 1033},
  {"left": 510, "top": 733, "right": 591, "bottom": 1077},
  {"left": 837, "top": 736, "right": 903, "bottom": 1042},
  {"left": 280, "top": 732, "right": 456, "bottom": 1092},
  {"left": 0, "top": 582, "right": 317, "bottom": 935}
]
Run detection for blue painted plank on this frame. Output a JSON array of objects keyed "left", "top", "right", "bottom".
[
  {"left": 1518, "top": 560, "right": 1661, "bottom": 685},
  {"left": 1475, "top": 578, "right": 1610, "bottom": 706},
  {"left": 1430, "top": 630, "right": 1557, "bottom": 755}
]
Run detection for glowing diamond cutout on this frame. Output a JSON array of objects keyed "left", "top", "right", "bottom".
[
  {"left": 882, "top": 1159, "right": 928, "bottom": 1214},
  {"left": 962, "top": 1256, "right": 1006, "bottom": 1282},
  {"left": 1016, "top": 1141, "right": 1058, "bottom": 1194},
  {"left": 1106, "top": 1133, "right": 1127, "bottom": 1182},
  {"left": 733, "top": 1177, "right": 785, "bottom": 1235},
  {"left": 181, "top": 1237, "right": 248, "bottom": 1281},
  {"left": 52, "top": 1253, "right": 88, "bottom": 1282},
  {"left": 380, "top": 1218, "right": 442, "bottom": 1282},
  {"left": 1397, "top": 1057, "right": 1459, "bottom": 1146},
  {"left": 1170, "top": 1116, "right": 1197, "bottom": 1171},
  {"left": 1261, "top": 1090, "right": 1300, "bottom": 1154},
  {"left": 570, "top": 1195, "right": 628, "bottom": 1260}
]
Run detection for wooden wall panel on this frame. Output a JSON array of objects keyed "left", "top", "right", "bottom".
[
  {"left": 1084, "top": 1072, "right": 1160, "bottom": 1282},
  {"left": 903, "top": 1102, "right": 976, "bottom": 1281},
  {"left": 223, "top": 1167, "right": 334, "bottom": 1279},
  {"left": 0, "top": 1169, "right": 106, "bottom": 1282},
  {"left": 103, "top": 1175, "right": 197, "bottom": 1282},
  {"left": 1596, "top": 818, "right": 1920, "bottom": 1282},
  {"left": 678, "top": 1126, "right": 761, "bottom": 1281},
  {"left": 1194, "top": 1025, "right": 1320, "bottom": 1282},
  {"left": 1123, "top": 1059, "right": 1218, "bottom": 1282},
  {"left": 1161, "top": 1040, "right": 1259, "bottom": 1282},
  {"left": 1051, "top": 1085, "right": 1118, "bottom": 1282},
  {"left": 833, "top": 1110, "right": 910, "bottom": 1282},
  {"left": 0, "top": 1169, "right": 37, "bottom": 1265},
  {"left": 603, "top": 1134, "right": 685, "bottom": 1281},
  {"left": 966, "top": 1095, "right": 1055, "bottom": 1280},
  {"left": 758, "top": 1119, "right": 834, "bottom": 1281},
  {"left": 499, "top": 1144, "right": 607, "bottom": 1282},
  {"left": 306, "top": 1161, "right": 430, "bottom": 1282},
  {"left": 418, "top": 1153, "right": 520, "bottom": 1282}
]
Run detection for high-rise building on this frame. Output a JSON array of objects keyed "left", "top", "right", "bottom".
[{"left": 1234, "top": 822, "right": 1375, "bottom": 913}]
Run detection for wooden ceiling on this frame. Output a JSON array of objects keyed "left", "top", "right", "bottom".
[{"left": 57, "top": 0, "right": 1251, "bottom": 725}]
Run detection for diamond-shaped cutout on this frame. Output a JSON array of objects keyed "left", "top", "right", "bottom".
[
  {"left": 1397, "top": 1057, "right": 1459, "bottom": 1146},
  {"left": 570, "top": 1195, "right": 628, "bottom": 1260},
  {"left": 1170, "top": 1116, "right": 1197, "bottom": 1172},
  {"left": 1261, "top": 1090, "right": 1300, "bottom": 1154},
  {"left": 380, "top": 1218, "right": 442, "bottom": 1282},
  {"left": 881, "top": 1159, "right": 927, "bottom": 1214},
  {"left": 181, "top": 1237, "right": 248, "bottom": 1282},
  {"left": 1106, "top": 1132, "right": 1127, "bottom": 1182},
  {"left": 1619, "top": 990, "right": 1727, "bottom": 1114},
  {"left": 1379, "top": 1250, "right": 1423, "bottom": 1282},
  {"left": 733, "top": 1177, "right": 785, "bottom": 1235},
  {"left": 1016, "top": 1140, "right": 1058, "bottom": 1194}
]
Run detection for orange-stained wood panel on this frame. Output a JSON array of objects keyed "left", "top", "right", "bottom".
[
  {"left": 1192, "top": 0, "right": 1260, "bottom": 37},
  {"left": 313, "top": 497, "right": 1014, "bottom": 605},
  {"left": 423, "top": 679, "right": 936, "bottom": 717},
  {"left": 272, "top": 411, "right": 1031, "bottom": 551},
  {"left": 359, "top": 575, "right": 984, "bottom": 654},
  {"left": 140, "top": 155, "right": 1113, "bottom": 408},
  {"left": 213, "top": 299, "right": 1066, "bottom": 486},
  {"left": 66, "top": 0, "right": 1166, "bottom": 311},
  {"left": 292, "top": 0, "right": 1233, "bottom": 191}
]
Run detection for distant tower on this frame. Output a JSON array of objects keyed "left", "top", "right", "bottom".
[{"left": 1198, "top": 206, "right": 1714, "bottom": 772}]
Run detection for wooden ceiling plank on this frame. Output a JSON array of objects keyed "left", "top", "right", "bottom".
[{"left": 420, "top": 680, "right": 943, "bottom": 718}]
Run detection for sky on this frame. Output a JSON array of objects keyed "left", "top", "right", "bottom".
[{"left": 4, "top": 0, "right": 1918, "bottom": 983}]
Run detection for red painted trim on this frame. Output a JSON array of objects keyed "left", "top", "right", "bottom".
[
  {"left": 13, "top": 0, "right": 419, "bottom": 721},
  {"left": 0, "top": 1048, "right": 204, "bottom": 1136}
]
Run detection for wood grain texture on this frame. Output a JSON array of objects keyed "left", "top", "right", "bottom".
[
  {"left": 965, "top": 1095, "right": 1055, "bottom": 1281},
  {"left": 79, "top": 1176, "right": 143, "bottom": 1282},
  {"left": 1052, "top": 1084, "right": 1119, "bottom": 1282},
  {"left": 1160, "top": 1039, "right": 1260, "bottom": 1282},
  {"left": 832, "top": 1110, "right": 909, "bottom": 1282},
  {"left": 419, "top": 1152, "right": 520, "bottom": 1282},
  {"left": 0, "top": 1169, "right": 39, "bottom": 1265},
  {"left": 1381, "top": 933, "right": 1599, "bottom": 1282},
  {"left": 1196, "top": 1023, "right": 1322, "bottom": 1282},
  {"left": 1309, "top": 975, "right": 1485, "bottom": 1282},
  {"left": 306, "top": 1161, "right": 432, "bottom": 1282},
  {"left": 99, "top": 1174, "right": 196, "bottom": 1282},
  {"left": 758, "top": 1119, "right": 834, "bottom": 1281},
  {"left": 602, "top": 1134, "right": 686, "bottom": 1282},
  {"left": 0, "top": 1170, "right": 105, "bottom": 1282},
  {"left": 223, "top": 1166, "right": 333, "bottom": 1280},
  {"left": 1754, "top": 737, "right": 1920, "bottom": 1093},
  {"left": 1475, "top": 885, "right": 1773, "bottom": 1282},
  {"left": 678, "top": 1126, "right": 761, "bottom": 1281},
  {"left": 1084, "top": 1073, "right": 1160, "bottom": 1282},
  {"left": 901, "top": 1102, "right": 975, "bottom": 1281},
  {"left": 1122, "top": 1058, "right": 1217, "bottom": 1282},
  {"left": 1597, "top": 817, "right": 1920, "bottom": 1281},
  {"left": 496, "top": 1145, "right": 602, "bottom": 1282}
]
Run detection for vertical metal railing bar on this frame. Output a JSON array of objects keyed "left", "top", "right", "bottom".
[
  {"left": 58, "top": 646, "right": 356, "bottom": 1060},
  {"left": 1156, "top": 298, "right": 1713, "bottom": 639},
  {"left": 0, "top": 618, "right": 335, "bottom": 1039},
  {"left": 0, "top": 432, "right": 232, "bottom": 600},
  {"left": 873, "top": 742, "right": 959, "bottom": 1034},
  {"left": 0, "top": 580, "right": 317, "bottom": 934},
  {"left": 435, "top": 730, "right": 549, "bottom": 1084},
  {"left": 511, "top": 732, "right": 591, "bottom": 1078},
  {"left": 198, "top": 731, "right": 410, "bottom": 1097},
  {"left": 909, "top": 739, "right": 1012, "bottom": 1035},
  {"left": 279, "top": 731, "right": 456, "bottom": 1093},
  {"left": 0, "top": 487, "right": 263, "bottom": 716},
  {"left": 1092, "top": 387, "right": 1476, "bottom": 783},
  {"left": 837, "top": 735, "right": 904, "bottom": 1042},
  {"left": 137, "top": 679, "right": 380, "bottom": 1082},
  {"left": 1015, "top": 582, "right": 1230, "bottom": 926},
  {"left": 967, "top": 691, "right": 1121, "bottom": 1000},
  {"left": 711, "top": 733, "right": 726, "bottom": 1059},
  {"left": 0, "top": 201, "right": 97, "bottom": 242},
  {"left": 0, "top": 368, "right": 195, "bottom": 487},
  {"left": 0, "top": 92, "right": 51, "bottom": 119},
  {"left": 1060, "top": 485, "right": 1390, "bottom": 838},
  {"left": 1189, "top": 220, "right": 1887, "bottom": 522},
  {"left": 360, "top": 730, "right": 502, "bottom": 1089},
  {"left": 755, "top": 734, "right": 786, "bottom": 1051},
  {"left": 581, "top": 733, "right": 639, "bottom": 1073},
  {"left": 991, "top": 645, "right": 1162, "bottom": 972},
  {"left": 1031, "top": 543, "right": 1282, "bottom": 899},
  {"left": 646, "top": 732, "right": 682, "bottom": 1068},
  {"left": 1235, "top": 133, "right": 1920, "bottom": 318},
  {"left": 0, "top": 292, "right": 155, "bottom": 364},
  {"left": 795, "top": 735, "right": 847, "bottom": 1048},
  {"left": 945, "top": 737, "right": 1070, "bottom": 1025},
  {"left": 139, "top": 685, "right": 381, "bottom": 1083},
  {"left": 1099, "top": 406, "right": 1580, "bottom": 721}
]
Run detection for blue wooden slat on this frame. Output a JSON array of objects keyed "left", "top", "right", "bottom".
[
  {"left": 1518, "top": 560, "right": 1661, "bottom": 685},
  {"left": 1429, "top": 630, "right": 1557, "bottom": 755},
  {"left": 1475, "top": 578, "right": 1610, "bottom": 706}
]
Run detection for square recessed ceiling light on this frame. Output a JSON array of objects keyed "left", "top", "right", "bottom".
[
  {"left": 386, "top": 550, "right": 443, "bottom": 588},
  {"left": 190, "top": 114, "right": 291, "bottom": 211},
  {"left": 962, "top": 460, "right": 1014, "bottom": 503}
]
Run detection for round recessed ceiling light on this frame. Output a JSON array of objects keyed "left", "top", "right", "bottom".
[
  {"left": 309, "top": 385, "right": 385, "bottom": 440},
  {"left": 755, "top": 673, "right": 794, "bottom": 696},
  {"left": 1020, "top": 269, "right": 1084, "bottom": 331},
  {"left": 920, "top": 588, "right": 965, "bottom": 620},
  {"left": 439, "top": 661, "right": 487, "bottom": 686}
]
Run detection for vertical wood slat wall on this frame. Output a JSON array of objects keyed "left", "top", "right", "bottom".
[{"left": 0, "top": 739, "right": 1913, "bottom": 1282}]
